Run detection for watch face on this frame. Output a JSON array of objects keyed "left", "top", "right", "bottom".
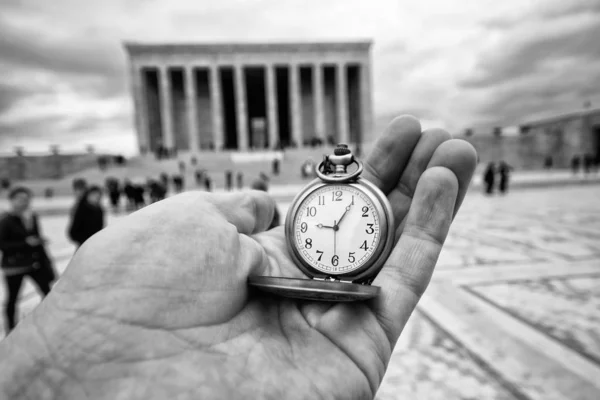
[{"left": 292, "top": 184, "right": 382, "bottom": 275}]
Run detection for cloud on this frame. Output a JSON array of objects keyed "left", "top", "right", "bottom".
[
  {"left": 455, "top": 0, "right": 600, "bottom": 127},
  {"left": 1, "top": 0, "right": 600, "bottom": 153}
]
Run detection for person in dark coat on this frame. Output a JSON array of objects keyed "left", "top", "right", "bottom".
[
  {"left": 225, "top": 170, "right": 233, "bottom": 191},
  {"left": 148, "top": 180, "right": 167, "bottom": 203},
  {"left": 0, "top": 187, "right": 54, "bottom": 333},
  {"left": 571, "top": 155, "right": 580, "bottom": 175},
  {"left": 133, "top": 185, "right": 146, "bottom": 209},
  {"left": 67, "top": 178, "right": 88, "bottom": 240},
  {"left": 67, "top": 186, "right": 105, "bottom": 248},
  {"left": 172, "top": 175, "right": 184, "bottom": 193},
  {"left": 498, "top": 161, "right": 513, "bottom": 194},
  {"left": 123, "top": 179, "right": 136, "bottom": 211},
  {"left": 105, "top": 177, "right": 121, "bottom": 212},
  {"left": 483, "top": 162, "right": 495, "bottom": 195}
]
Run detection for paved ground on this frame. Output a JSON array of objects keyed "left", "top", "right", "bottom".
[{"left": 1, "top": 185, "right": 600, "bottom": 399}]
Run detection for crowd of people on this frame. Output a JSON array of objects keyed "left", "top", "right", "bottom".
[{"left": 569, "top": 153, "right": 599, "bottom": 175}]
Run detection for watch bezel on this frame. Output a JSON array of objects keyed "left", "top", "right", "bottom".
[{"left": 285, "top": 177, "right": 395, "bottom": 284}]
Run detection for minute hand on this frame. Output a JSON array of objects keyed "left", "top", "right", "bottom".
[{"left": 336, "top": 203, "right": 352, "bottom": 227}]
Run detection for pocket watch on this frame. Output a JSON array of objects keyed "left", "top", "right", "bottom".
[{"left": 249, "top": 144, "right": 395, "bottom": 302}]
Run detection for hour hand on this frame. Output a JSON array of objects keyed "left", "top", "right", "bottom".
[{"left": 316, "top": 223, "right": 335, "bottom": 229}]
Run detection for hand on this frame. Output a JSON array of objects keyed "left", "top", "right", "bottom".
[
  {"left": 25, "top": 236, "right": 41, "bottom": 246},
  {"left": 0, "top": 116, "right": 477, "bottom": 400}
]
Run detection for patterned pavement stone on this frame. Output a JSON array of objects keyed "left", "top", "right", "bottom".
[
  {"left": 376, "top": 312, "right": 522, "bottom": 400},
  {"left": 2, "top": 185, "right": 600, "bottom": 399},
  {"left": 469, "top": 275, "right": 600, "bottom": 366}
]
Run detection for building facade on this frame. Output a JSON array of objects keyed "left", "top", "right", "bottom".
[
  {"left": 124, "top": 42, "right": 374, "bottom": 153},
  {"left": 461, "top": 107, "right": 600, "bottom": 169}
]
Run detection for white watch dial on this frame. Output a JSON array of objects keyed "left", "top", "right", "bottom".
[{"left": 293, "top": 184, "right": 381, "bottom": 274}]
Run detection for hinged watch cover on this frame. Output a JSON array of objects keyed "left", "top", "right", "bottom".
[{"left": 248, "top": 276, "right": 379, "bottom": 302}]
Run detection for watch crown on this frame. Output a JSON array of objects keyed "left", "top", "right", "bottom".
[{"left": 334, "top": 144, "right": 351, "bottom": 156}]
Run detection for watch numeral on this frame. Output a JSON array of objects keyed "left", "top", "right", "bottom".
[
  {"left": 348, "top": 252, "right": 355, "bottom": 263},
  {"left": 305, "top": 238, "right": 313, "bottom": 249},
  {"left": 362, "top": 206, "right": 369, "bottom": 217},
  {"left": 300, "top": 222, "right": 308, "bottom": 233},
  {"left": 332, "top": 255, "right": 339, "bottom": 266},
  {"left": 307, "top": 206, "right": 317, "bottom": 217},
  {"left": 318, "top": 196, "right": 325, "bottom": 206},
  {"left": 351, "top": 195, "right": 354, "bottom": 205},
  {"left": 332, "top": 190, "right": 342, "bottom": 201},
  {"left": 316, "top": 249, "right": 323, "bottom": 261},
  {"left": 360, "top": 240, "right": 368, "bottom": 251},
  {"left": 366, "top": 224, "right": 374, "bottom": 234}
]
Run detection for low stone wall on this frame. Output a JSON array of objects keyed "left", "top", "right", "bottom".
[{"left": 0, "top": 153, "right": 101, "bottom": 180}]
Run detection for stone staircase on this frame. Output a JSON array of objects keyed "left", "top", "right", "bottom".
[{"left": 12, "top": 145, "right": 372, "bottom": 197}]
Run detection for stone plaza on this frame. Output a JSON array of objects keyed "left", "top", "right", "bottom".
[
  {"left": 125, "top": 42, "right": 374, "bottom": 153},
  {"left": 2, "top": 184, "right": 599, "bottom": 399}
]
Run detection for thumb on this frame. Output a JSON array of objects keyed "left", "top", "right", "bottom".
[{"left": 207, "top": 190, "right": 277, "bottom": 235}]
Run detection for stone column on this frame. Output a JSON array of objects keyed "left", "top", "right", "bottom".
[
  {"left": 265, "top": 64, "right": 279, "bottom": 149},
  {"left": 131, "top": 66, "right": 149, "bottom": 153},
  {"left": 210, "top": 65, "right": 224, "bottom": 150},
  {"left": 313, "top": 64, "right": 325, "bottom": 140},
  {"left": 336, "top": 63, "right": 349, "bottom": 145},
  {"left": 289, "top": 64, "right": 302, "bottom": 147},
  {"left": 159, "top": 66, "right": 174, "bottom": 149},
  {"left": 360, "top": 61, "right": 373, "bottom": 142},
  {"left": 185, "top": 67, "right": 199, "bottom": 152},
  {"left": 234, "top": 65, "right": 248, "bottom": 151}
]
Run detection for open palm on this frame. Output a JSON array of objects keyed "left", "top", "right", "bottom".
[{"left": 0, "top": 116, "right": 476, "bottom": 400}]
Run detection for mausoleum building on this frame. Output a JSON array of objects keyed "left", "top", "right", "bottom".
[{"left": 124, "top": 41, "right": 374, "bottom": 153}]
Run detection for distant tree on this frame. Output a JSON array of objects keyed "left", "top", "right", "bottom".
[
  {"left": 50, "top": 145, "right": 60, "bottom": 155},
  {"left": 464, "top": 128, "right": 473, "bottom": 137},
  {"left": 14, "top": 147, "right": 24, "bottom": 157},
  {"left": 493, "top": 127, "right": 502, "bottom": 136}
]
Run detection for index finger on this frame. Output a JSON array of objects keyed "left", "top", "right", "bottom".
[
  {"left": 362, "top": 115, "right": 422, "bottom": 194},
  {"left": 371, "top": 166, "right": 459, "bottom": 346}
]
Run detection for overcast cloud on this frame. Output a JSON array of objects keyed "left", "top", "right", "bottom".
[{"left": 1, "top": 0, "right": 599, "bottom": 154}]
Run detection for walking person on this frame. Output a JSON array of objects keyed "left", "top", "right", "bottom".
[
  {"left": 571, "top": 155, "right": 580, "bottom": 175},
  {"left": 123, "top": 179, "right": 136, "bottom": 211},
  {"left": 204, "top": 174, "right": 212, "bottom": 192},
  {"left": 0, "top": 187, "right": 55, "bottom": 334},
  {"left": 67, "top": 178, "right": 88, "bottom": 243},
  {"left": 483, "top": 162, "right": 496, "bottom": 195},
  {"left": 133, "top": 184, "right": 146, "bottom": 210},
  {"left": 105, "top": 177, "right": 121, "bottom": 212},
  {"left": 498, "top": 161, "right": 513, "bottom": 194},
  {"left": 67, "top": 186, "right": 105, "bottom": 248}
]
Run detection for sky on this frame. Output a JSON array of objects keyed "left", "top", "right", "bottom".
[{"left": 1, "top": 0, "right": 599, "bottom": 155}]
